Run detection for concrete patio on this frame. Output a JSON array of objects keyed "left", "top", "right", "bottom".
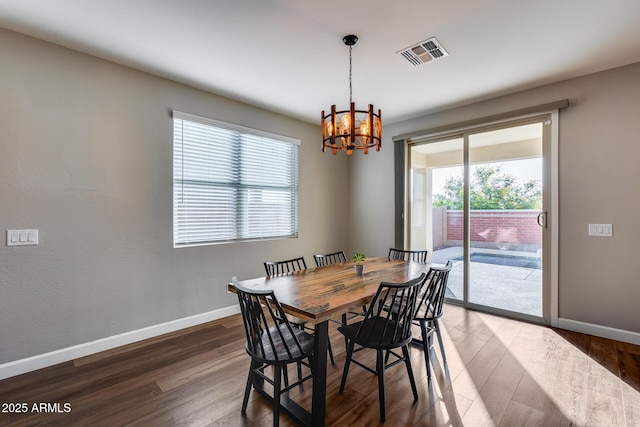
[{"left": 432, "top": 246, "right": 542, "bottom": 317}]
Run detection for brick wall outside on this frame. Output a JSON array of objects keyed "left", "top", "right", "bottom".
[{"left": 445, "top": 210, "right": 542, "bottom": 245}]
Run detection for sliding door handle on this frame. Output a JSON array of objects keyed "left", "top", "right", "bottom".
[{"left": 537, "top": 212, "right": 548, "bottom": 229}]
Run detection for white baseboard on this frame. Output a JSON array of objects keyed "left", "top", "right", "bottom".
[
  {"left": 557, "top": 318, "right": 640, "bottom": 345},
  {"left": 0, "top": 305, "right": 241, "bottom": 381}
]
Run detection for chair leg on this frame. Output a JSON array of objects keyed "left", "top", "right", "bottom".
[
  {"left": 339, "top": 340, "right": 355, "bottom": 393},
  {"left": 342, "top": 313, "right": 348, "bottom": 349},
  {"left": 242, "top": 360, "right": 256, "bottom": 414},
  {"left": 328, "top": 339, "right": 335, "bottom": 365},
  {"left": 273, "top": 365, "right": 282, "bottom": 427},
  {"left": 402, "top": 345, "right": 419, "bottom": 401},
  {"left": 283, "top": 364, "right": 289, "bottom": 387},
  {"left": 420, "top": 322, "right": 432, "bottom": 380},
  {"left": 376, "top": 349, "right": 386, "bottom": 422},
  {"left": 294, "top": 323, "right": 307, "bottom": 380},
  {"left": 433, "top": 319, "right": 449, "bottom": 376}
]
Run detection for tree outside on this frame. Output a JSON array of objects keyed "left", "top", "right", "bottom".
[{"left": 432, "top": 164, "right": 541, "bottom": 210}]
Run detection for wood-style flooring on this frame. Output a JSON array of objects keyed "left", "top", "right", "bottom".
[{"left": 1, "top": 304, "right": 639, "bottom": 426}]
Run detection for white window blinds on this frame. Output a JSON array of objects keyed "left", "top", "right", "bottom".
[{"left": 173, "top": 111, "right": 299, "bottom": 247}]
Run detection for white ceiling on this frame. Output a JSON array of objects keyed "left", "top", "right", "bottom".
[{"left": 1, "top": 0, "right": 640, "bottom": 125}]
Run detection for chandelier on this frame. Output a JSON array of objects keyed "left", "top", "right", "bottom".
[{"left": 321, "top": 35, "right": 381, "bottom": 156}]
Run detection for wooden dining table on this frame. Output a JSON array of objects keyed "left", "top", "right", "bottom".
[{"left": 228, "top": 256, "right": 431, "bottom": 427}]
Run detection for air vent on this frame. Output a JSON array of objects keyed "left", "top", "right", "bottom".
[{"left": 397, "top": 37, "right": 448, "bottom": 66}]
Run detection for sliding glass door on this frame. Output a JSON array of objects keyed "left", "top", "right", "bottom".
[
  {"left": 408, "top": 117, "right": 551, "bottom": 323},
  {"left": 466, "top": 123, "right": 543, "bottom": 317}
]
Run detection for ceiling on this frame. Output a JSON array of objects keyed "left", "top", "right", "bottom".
[{"left": 1, "top": 0, "right": 640, "bottom": 125}]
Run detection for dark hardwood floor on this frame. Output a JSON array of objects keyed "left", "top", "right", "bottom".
[{"left": 1, "top": 305, "right": 639, "bottom": 426}]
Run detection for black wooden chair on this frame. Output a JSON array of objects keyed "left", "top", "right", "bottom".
[
  {"left": 338, "top": 273, "right": 427, "bottom": 422},
  {"left": 263, "top": 257, "right": 334, "bottom": 365},
  {"left": 264, "top": 257, "right": 307, "bottom": 276},
  {"left": 313, "top": 250, "right": 347, "bottom": 266},
  {"left": 413, "top": 261, "right": 453, "bottom": 380},
  {"left": 234, "top": 282, "right": 314, "bottom": 427},
  {"left": 388, "top": 248, "right": 429, "bottom": 263}
]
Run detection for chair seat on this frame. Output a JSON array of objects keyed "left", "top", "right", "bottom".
[
  {"left": 248, "top": 323, "right": 315, "bottom": 364},
  {"left": 338, "top": 316, "right": 412, "bottom": 350}
]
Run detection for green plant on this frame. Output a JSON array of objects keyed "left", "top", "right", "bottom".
[
  {"left": 353, "top": 252, "right": 366, "bottom": 264},
  {"left": 432, "top": 164, "right": 542, "bottom": 210}
]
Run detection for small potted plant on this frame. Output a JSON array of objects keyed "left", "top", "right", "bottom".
[{"left": 353, "top": 252, "right": 366, "bottom": 275}]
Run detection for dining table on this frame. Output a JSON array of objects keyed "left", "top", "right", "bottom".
[{"left": 228, "top": 256, "right": 432, "bottom": 427}]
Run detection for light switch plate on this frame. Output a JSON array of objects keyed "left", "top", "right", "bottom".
[
  {"left": 7, "top": 229, "right": 39, "bottom": 246},
  {"left": 588, "top": 224, "right": 612, "bottom": 237}
]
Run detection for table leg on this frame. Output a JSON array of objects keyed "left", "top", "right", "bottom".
[{"left": 312, "top": 321, "right": 328, "bottom": 427}]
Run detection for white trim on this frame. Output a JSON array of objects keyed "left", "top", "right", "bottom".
[
  {"left": 0, "top": 305, "right": 240, "bottom": 381},
  {"left": 558, "top": 318, "right": 640, "bottom": 345}
]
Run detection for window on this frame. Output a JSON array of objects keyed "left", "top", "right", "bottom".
[{"left": 173, "top": 111, "right": 299, "bottom": 247}]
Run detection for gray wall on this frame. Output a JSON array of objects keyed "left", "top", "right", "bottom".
[
  {"left": 0, "top": 28, "right": 349, "bottom": 364},
  {"left": 350, "top": 61, "right": 640, "bottom": 334}
]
